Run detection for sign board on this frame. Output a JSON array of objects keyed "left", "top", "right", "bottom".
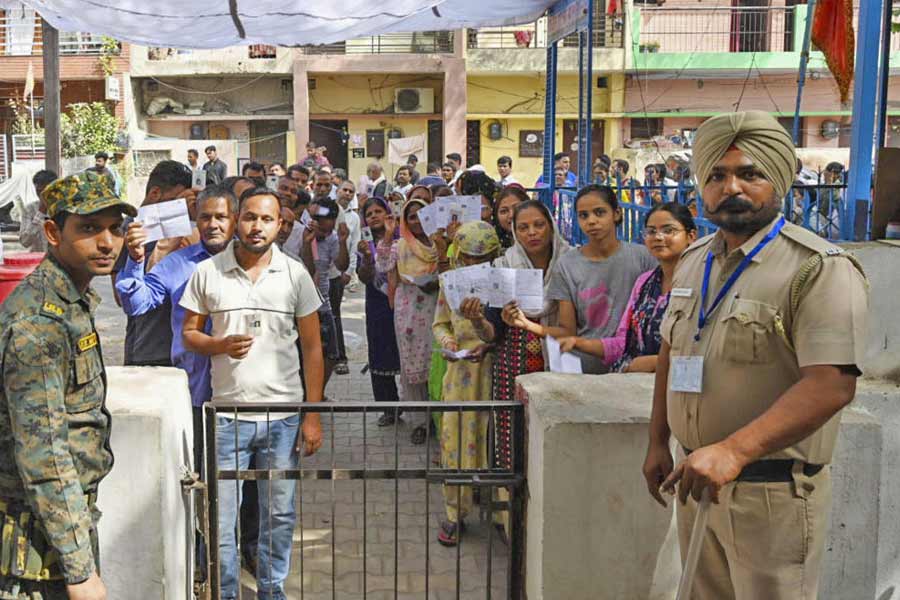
[
  {"left": 105, "top": 76, "right": 121, "bottom": 102},
  {"left": 352, "top": 147, "right": 366, "bottom": 159},
  {"left": 547, "top": 0, "right": 589, "bottom": 44},
  {"left": 519, "top": 130, "right": 544, "bottom": 158}
]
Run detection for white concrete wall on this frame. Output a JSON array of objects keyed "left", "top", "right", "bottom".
[
  {"left": 98, "top": 366, "right": 194, "bottom": 600},
  {"left": 521, "top": 372, "right": 885, "bottom": 600}
]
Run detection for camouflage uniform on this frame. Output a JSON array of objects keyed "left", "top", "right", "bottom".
[{"left": 0, "top": 173, "right": 134, "bottom": 599}]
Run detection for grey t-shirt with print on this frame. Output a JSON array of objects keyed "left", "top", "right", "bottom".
[{"left": 547, "top": 242, "right": 656, "bottom": 374}]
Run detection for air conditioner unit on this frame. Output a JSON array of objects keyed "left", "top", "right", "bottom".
[{"left": 394, "top": 88, "right": 435, "bottom": 114}]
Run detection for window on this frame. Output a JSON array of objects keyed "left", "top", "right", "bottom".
[
  {"left": 630, "top": 118, "right": 663, "bottom": 140},
  {"left": 777, "top": 117, "right": 804, "bottom": 148}
]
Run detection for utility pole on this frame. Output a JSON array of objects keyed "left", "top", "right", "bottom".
[{"left": 41, "top": 18, "right": 60, "bottom": 174}]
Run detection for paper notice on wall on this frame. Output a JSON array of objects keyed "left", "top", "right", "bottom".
[{"left": 137, "top": 198, "right": 193, "bottom": 244}]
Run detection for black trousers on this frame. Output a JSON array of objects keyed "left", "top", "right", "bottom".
[
  {"left": 328, "top": 275, "right": 347, "bottom": 362},
  {"left": 370, "top": 372, "right": 399, "bottom": 403}
]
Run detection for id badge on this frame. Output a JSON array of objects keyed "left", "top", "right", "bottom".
[
  {"left": 670, "top": 356, "right": 703, "bottom": 393},
  {"left": 245, "top": 313, "right": 263, "bottom": 337}
]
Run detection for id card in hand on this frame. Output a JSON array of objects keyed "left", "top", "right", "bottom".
[{"left": 670, "top": 356, "right": 703, "bottom": 393}]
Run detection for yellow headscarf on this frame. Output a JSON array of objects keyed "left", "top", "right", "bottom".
[
  {"left": 691, "top": 110, "right": 796, "bottom": 200},
  {"left": 454, "top": 221, "right": 501, "bottom": 260},
  {"left": 397, "top": 198, "right": 437, "bottom": 278}
]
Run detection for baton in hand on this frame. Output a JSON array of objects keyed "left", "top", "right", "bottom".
[{"left": 675, "top": 488, "right": 711, "bottom": 600}]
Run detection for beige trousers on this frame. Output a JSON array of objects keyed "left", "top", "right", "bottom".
[{"left": 675, "top": 464, "right": 831, "bottom": 600}]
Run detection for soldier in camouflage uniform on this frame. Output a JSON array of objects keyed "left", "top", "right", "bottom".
[{"left": 0, "top": 172, "right": 134, "bottom": 600}]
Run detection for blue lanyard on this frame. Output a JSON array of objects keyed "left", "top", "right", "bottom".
[{"left": 695, "top": 217, "right": 785, "bottom": 341}]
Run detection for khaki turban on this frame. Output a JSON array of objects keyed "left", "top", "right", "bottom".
[{"left": 691, "top": 110, "right": 796, "bottom": 200}]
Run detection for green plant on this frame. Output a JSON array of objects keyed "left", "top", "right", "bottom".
[
  {"left": 97, "top": 36, "right": 120, "bottom": 76},
  {"left": 60, "top": 102, "right": 119, "bottom": 159},
  {"left": 6, "top": 98, "right": 43, "bottom": 136}
]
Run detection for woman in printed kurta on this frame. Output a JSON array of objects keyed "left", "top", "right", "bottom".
[
  {"left": 432, "top": 221, "right": 501, "bottom": 546},
  {"left": 375, "top": 197, "right": 439, "bottom": 444}
]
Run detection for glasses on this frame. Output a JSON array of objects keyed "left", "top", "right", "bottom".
[{"left": 642, "top": 226, "right": 685, "bottom": 239}]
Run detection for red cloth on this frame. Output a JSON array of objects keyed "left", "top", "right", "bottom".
[
  {"left": 811, "top": 0, "right": 855, "bottom": 104},
  {"left": 607, "top": 0, "right": 618, "bottom": 14}
]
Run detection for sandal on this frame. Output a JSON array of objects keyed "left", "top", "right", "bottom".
[
  {"left": 410, "top": 425, "right": 427, "bottom": 445},
  {"left": 437, "top": 520, "right": 464, "bottom": 547},
  {"left": 334, "top": 362, "right": 349, "bottom": 375}
]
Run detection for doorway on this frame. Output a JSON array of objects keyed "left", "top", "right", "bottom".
[
  {"left": 310, "top": 119, "right": 349, "bottom": 173},
  {"left": 466, "top": 120, "right": 481, "bottom": 167},
  {"left": 562, "top": 119, "right": 605, "bottom": 176},
  {"left": 249, "top": 120, "right": 288, "bottom": 165},
  {"left": 427, "top": 119, "right": 443, "bottom": 169}
]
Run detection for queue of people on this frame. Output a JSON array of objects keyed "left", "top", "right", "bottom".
[{"left": 0, "top": 112, "right": 869, "bottom": 600}]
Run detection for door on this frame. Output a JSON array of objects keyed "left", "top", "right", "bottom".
[
  {"left": 310, "top": 119, "right": 349, "bottom": 173},
  {"left": 249, "top": 120, "right": 288, "bottom": 166},
  {"left": 730, "top": 0, "right": 769, "bottom": 52},
  {"left": 427, "top": 119, "right": 443, "bottom": 168},
  {"left": 466, "top": 120, "right": 481, "bottom": 168},
  {"left": 562, "top": 119, "right": 605, "bottom": 176}
]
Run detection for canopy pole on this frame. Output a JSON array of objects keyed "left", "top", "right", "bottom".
[
  {"left": 792, "top": 0, "right": 816, "bottom": 145},
  {"left": 229, "top": 0, "right": 247, "bottom": 39},
  {"left": 41, "top": 18, "right": 60, "bottom": 175},
  {"left": 844, "top": 0, "right": 886, "bottom": 240},
  {"left": 875, "top": 0, "right": 892, "bottom": 148}
]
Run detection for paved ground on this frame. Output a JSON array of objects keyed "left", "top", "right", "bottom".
[{"left": 23, "top": 237, "right": 514, "bottom": 600}]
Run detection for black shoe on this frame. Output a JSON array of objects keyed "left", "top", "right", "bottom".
[
  {"left": 334, "top": 362, "right": 349, "bottom": 375},
  {"left": 377, "top": 412, "right": 396, "bottom": 427},
  {"left": 410, "top": 425, "right": 427, "bottom": 445}
]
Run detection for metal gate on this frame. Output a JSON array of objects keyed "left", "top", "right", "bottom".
[{"left": 201, "top": 400, "right": 526, "bottom": 600}]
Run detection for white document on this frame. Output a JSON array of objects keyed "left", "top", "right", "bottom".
[
  {"left": 441, "top": 348, "right": 472, "bottom": 360},
  {"left": 546, "top": 337, "right": 583, "bottom": 374},
  {"left": 487, "top": 267, "right": 543, "bottom": 311},
  {"left": 417, "top": 202, "right": 441, "bottom": 237},
  {"left": 137, "top": 198, "right": 193, "bottom": 244},
  {"left": 456, "top": 263, "right": 492, "bottom": 301},
  {"left": 191, "top": 168, "right": 206, "bottom": 190},
  {"left": 401, "top": 273, "right": 437, "bottom": 287},
  {"left": 440, "top": 271, "right": 463, "bottom": 311},
  {"left": 515, "top": 269, "right": 544, "bottom": 312},
  {"left": 266, "top": 175, "right": 279, "bottom": 190},
  {"left": 670, "top": 356, "right": 704, "bottom": 393},
  {"left": 488, "top": 268, "right": 517, "bottom": 308}
]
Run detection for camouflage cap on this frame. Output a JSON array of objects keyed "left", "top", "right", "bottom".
[{"left": 44, "top": 171, "right": 137, "bottom": 219}]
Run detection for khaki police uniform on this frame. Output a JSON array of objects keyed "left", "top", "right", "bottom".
[
  {"left": 0, "top": 172, "right": 133, "bottom": 599},
  {"left": 661, "top": 217, "right": 869, "bottom": 600}
]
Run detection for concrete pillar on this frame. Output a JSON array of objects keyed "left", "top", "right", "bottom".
[
  {"left": 518, "top": 372, "right": 883, "bottom": 600},
  {"left": 98, "top": 366, "right": 193, "bottom": 600},
  {"left": 293, "top": 61, "right": 311, "bottom": 164},
  {"left": 442, "top": 58, "right": 467, "bottom": 165}
]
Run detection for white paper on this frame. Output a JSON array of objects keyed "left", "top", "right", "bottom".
[
  {"left": 455, "top": 263, "right": 492, "bottom": 302},
  {"left": 300, "top": 210, "right": 312, "bottom": 226},
  {"left": 137, "top": 198, "right": 193, "bottom": 244},
  {"left": 670, "top": 356, "right": 703, "bottom": 393},
  {"left": 515, "top": 269, "right": 544, "bottom": 312},
  {"left": 417, "top": 202, "right": 441, "bottom": 237},
  {"left": 191, "top": 168, "right": 206, "bottom": 190},
  {"left": 266, "top": 175, "right": 279, "bottom": 190},
  {"left": 441, "top": 348, "right": 472, "bottom": 360},
  {"left": 401, "top": 273, "right": 437, "bottom": 287},
  {"left": 360, "top": 226, "right": 374, "bottom": 242},
  {"left": 546, "top": 337, "right": 583, "bottom": 374},
  {"left": 440, "top": 271, "right": 463, "bottom": 311},
  {"left": 488, "top": 268, "right": 517, "bottom": 308}
]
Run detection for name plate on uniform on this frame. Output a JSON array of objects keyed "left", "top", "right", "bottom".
[
  {"left": 77, "top": 333, "right": 98, "bottom": 353},
  {"left": 670, "top": 356, "right": 703, "bottom": 393},
  {"left": 671, "top": 287, "right": 693, "bottom": 298}
]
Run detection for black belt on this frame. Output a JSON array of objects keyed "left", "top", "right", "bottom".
[{"left": 682, "top": 447, "right": 824, "bottom": 483}]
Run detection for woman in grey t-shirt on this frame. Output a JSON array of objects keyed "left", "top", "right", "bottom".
[{"left": 546, "top": 185, "right": 656, "bottom": 373}]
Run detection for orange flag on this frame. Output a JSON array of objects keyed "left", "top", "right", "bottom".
[{"left": 811, "top": 0, "right": 855, "bottom": 104}]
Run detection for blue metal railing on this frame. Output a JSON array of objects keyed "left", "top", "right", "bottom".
[{"left": 526, "top": 179, "right": 863, "bottom": 247}]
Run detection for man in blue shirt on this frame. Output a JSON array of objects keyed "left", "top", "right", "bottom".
[
  {"left": 535, "top": 151, "right": 578, "bottom": 188},
  {"left": 114, "top": 184, "right": 237, "bottom": 471}
]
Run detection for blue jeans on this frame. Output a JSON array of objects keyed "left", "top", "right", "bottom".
[{"left": 216, "top": 415, "right": 300, "bottom": 600}]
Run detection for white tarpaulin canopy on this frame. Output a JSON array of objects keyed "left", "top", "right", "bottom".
[{"left": 20, "top": 0, "right": 556, "bottom": 49}]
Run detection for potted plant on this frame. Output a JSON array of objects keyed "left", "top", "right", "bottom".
[{"left": 639, "top": 41, "right": 660, "bottom": 53}]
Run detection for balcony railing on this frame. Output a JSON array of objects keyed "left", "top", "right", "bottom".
[
  {"left": 638, "top": 6, "right": 797, "bottom": 54},
  {"left": 468, "top": 12, "right": 625, "bottom": 50},
  {"left": 147, "top": 45, "right": 279, "bottom": 61},
  {"left": 0, "top": 15, "right": 108, "bottom": 56},
  {"left": 299, "top": 31, "right": 454, "bottom": 55}
]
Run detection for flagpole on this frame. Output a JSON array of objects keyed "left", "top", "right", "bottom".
[
  {"left": 792, "top": 0, "right": 816, "bottom": 146},
  {"left": 29, "top": 89, "right": 36, "bottom": 157}
]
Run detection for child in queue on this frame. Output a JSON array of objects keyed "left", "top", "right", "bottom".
[
  {"left": 432, "top": 221, "right": 500, "bottom": 547},
  {"left": 557, "top": 202, "right": 697, "bottom": 372},
  {"left": 502, "top": 184, "right": 657, "bottom": 373}
]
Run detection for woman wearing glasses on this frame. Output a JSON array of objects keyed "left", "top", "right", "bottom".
[{"left": 558, "top": 202, "right": 697, "bottom": 373}]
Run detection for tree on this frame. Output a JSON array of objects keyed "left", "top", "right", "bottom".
[{"left": 60, "top": 102, "right": 119, "bottom": 159}]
